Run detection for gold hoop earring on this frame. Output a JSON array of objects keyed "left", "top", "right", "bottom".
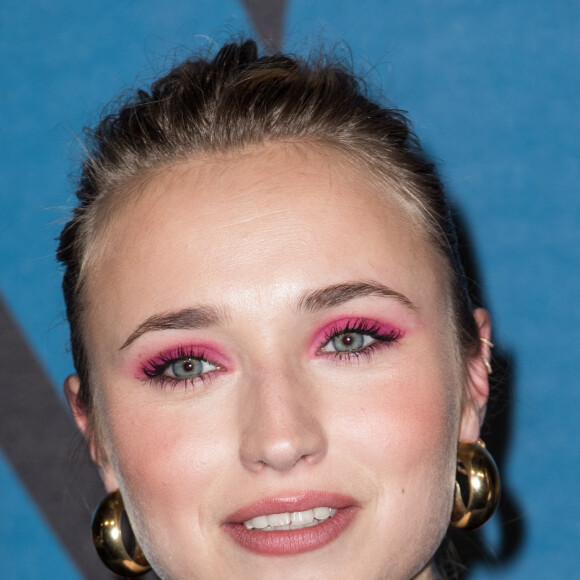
[
  {"left": 91, "top": 490, "right": 151, "bottom": 577},
  {"left": 450, "top": 439, "right": 501, "bottom": 530}
]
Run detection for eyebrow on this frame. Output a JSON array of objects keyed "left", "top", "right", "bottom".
[
  {"left": 120, "top": 281, "right": 415, "bottom": 350},
  {"left": 119, "top": 306, "right": 227, "bottom": 350},
  {"left": 297, "top": 281, "right": 416, "bottom": 313}
]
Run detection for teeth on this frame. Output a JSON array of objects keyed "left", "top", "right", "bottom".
[
  {"left": 268, "top": 512, "right": 291, "bottom": 527},
  {"left": 243, "top": 507, "right": 337, "bottom": 530},
  {"left": 313, "top": 507, "right": 331, "bottom": 520},
  {"left": 249, "top": 515, "right": 268, "bottom": 529},
  {"left": 292, "top": 509, "right": 314, "bottom": 525}
]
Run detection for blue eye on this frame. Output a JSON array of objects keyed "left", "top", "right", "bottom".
[
  {"left": 323, "top": 332, "right": 375, "bottom": 353},
  {"left": 142, "top": 346, "right": 224, "bottom": 390},
  {"left": 166, "top": 358, "right": 218, "bottom": 379},
  {"left": 318, "top": 319, "right": 402, "bottom": 359}
]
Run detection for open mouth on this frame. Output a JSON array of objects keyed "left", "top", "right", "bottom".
[{"left": 224, "top": 493, "right": 358, "bottom": 555}]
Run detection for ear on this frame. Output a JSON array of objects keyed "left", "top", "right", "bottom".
[
  {"left": 64, "top": 375, "right": 120, "bottom": 492},
  {"left": 459, "top": 308, "right": 492, "bottom": 441},
  {"left": 64, "top": 374, "right": 89, "bottom": 440}
]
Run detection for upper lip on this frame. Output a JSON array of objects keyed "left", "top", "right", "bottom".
[{"left": 225, "top": 491, "right": 357, "bottom": 524}]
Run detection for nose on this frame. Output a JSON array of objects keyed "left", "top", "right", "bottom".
[{"left": 238, "top": 364, "right": 327, "bottom": 473}]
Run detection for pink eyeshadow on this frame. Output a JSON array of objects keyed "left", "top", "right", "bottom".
[
  {"left": 129, "top": 341, "right": 232, "bottom": 379},
  {"left": 308, "top": 316, "right": 405, "bottom": 355}
]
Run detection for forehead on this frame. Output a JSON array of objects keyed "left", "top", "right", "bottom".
[{"left": 87, "top": 143, "right": 447, "bottom": 337}]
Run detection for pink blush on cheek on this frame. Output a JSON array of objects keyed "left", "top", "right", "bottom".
[{"left": 307, "top": 316, "right": 405, "bottom": 355}]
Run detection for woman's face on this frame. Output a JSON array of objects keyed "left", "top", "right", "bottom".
[{"left": 75, "top": 143, "right": 484, "bottom": 580}]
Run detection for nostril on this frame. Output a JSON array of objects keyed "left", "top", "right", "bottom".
[
  {"left": 248, "top": 440, "right": 310, "bottom": 472},
  {"left": 239, "top": 421, "right": 328, "bottom": 473}
]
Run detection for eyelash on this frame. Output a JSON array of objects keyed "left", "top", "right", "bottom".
[
  {"left": 318, "top": 319, "right": 402, "bottom": 361},
  {"left": 142, "top": 346, "right": 220, "bottom": 390},
  {"left": 140, "top": 320, "right": 401, "bottom": 390}
]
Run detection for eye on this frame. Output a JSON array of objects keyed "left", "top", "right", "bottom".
[
  {"left": 165, "top": 357, "right": 218, "bottom": 380},
  {"left": 322, "top": 331, "right": 376, "bottom": 353},
  {"left": 316, "top": 319, "right": 402, "bottom": 360},
  {"left": 142, "top": 347, "right": 223, "bottom": 388}
]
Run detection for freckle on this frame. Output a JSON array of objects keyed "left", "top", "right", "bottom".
[{"left": 401, "top": 488, "right": 405, "bottom": 494}]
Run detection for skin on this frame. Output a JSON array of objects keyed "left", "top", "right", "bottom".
[{"left": 66, "top": 142, "right": 491, "bottom": 580}]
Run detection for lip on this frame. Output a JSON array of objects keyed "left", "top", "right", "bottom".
[{"left": 223, "top": 491, "right": 359, "bottom": 555}]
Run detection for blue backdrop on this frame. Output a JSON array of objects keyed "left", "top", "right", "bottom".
[{"left": 1, "top": 1, "right": 578, "bottom": 578}]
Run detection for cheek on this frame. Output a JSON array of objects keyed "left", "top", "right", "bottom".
[
  {"left": 317, "top": 362, "right": 460, "bottom": 574},
  {"left": 325, "top": 351, "right": 461, "bottom": 505},
  {"left": 341, "top": 379, "right": 456, "bottom": 474},
  {"left": 95, "top": 386, "right": 233, "bottom": 526}
]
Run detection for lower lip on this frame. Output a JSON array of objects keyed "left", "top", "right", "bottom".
[{"left": 223, "top": 506, "right": 358, "bottom": 555}]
